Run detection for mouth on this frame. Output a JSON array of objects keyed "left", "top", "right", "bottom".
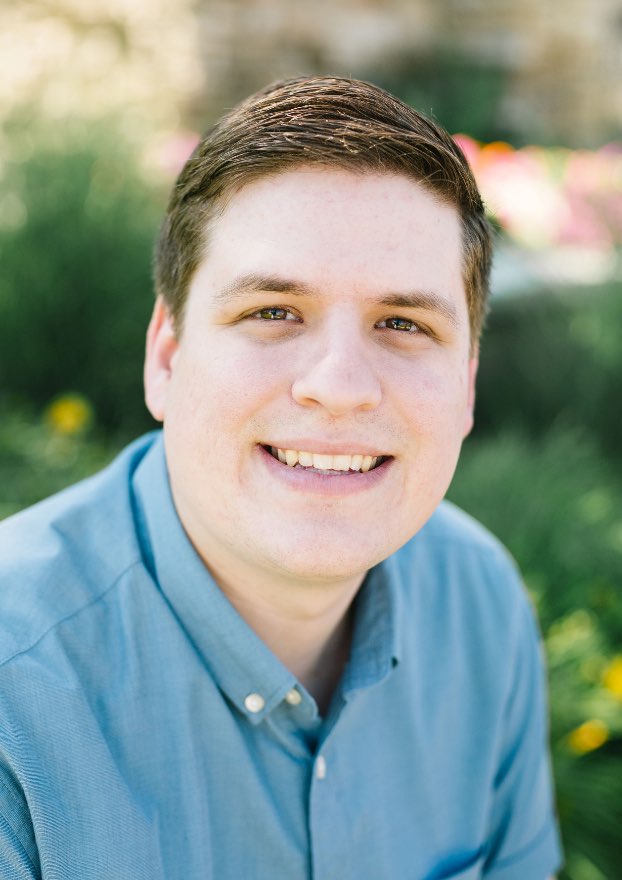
[{"left": 262, "top": 445, "right": 391, "bottom": 475}]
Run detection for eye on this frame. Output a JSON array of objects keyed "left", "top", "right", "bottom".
[
  {"left": 377, "top": 316, "right": 425, "bottom": 334},
  {"left": 251, "top": 307, "right": 300, "bottom": 322}
]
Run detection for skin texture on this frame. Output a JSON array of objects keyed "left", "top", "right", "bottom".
[{"left": 144, "top": 167, "right": 478, "bottom": 702}]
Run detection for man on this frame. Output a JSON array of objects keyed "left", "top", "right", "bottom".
[{"left": 0, "top": 76, "right": 561, "bottom": 878}]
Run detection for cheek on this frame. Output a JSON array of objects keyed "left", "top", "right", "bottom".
[
  {"left": 168, "top": 346, "right": 283, "bottom": 443},
  {"left": 395, "top": 361, "right": 470, "bottom": 434}
]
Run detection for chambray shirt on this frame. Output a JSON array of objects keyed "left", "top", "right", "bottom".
[{"left": 0, "top": 433, "right": 562, "bottom": 879}]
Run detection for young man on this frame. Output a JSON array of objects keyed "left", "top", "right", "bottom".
[{"left": 0, "top": 77, "right": 561, "bottom": 878}]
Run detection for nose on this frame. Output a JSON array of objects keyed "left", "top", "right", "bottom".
[{"left": 291, "top": 325, "right": 382, "bottom": 416}]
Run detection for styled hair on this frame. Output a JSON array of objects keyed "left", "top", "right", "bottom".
[{"left": 154, "top": 75, "right": 493, "bottom": 344}]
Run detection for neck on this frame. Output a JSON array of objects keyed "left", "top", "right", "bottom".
[
  {"left": 172, "top": 487, "right": 366, "bottom": 714},
  {"left": 200, "top": 550, "right": 363, "bottom": 715}
]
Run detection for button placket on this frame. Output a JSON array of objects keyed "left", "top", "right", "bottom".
[
  {"left": 315, "top": 755, "right": 327, "bottom": 780},
  {"left": 308, "top": 743, "right": 354, "bottom": 879}
]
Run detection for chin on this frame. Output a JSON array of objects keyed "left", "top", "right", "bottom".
[{"left": 261, "top": 532, "right": 401, "bottom": 584}]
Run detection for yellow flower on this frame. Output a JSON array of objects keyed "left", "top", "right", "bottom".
[
  {"left": 603, "top": 656, "right": 622, "bottom": 700},
  {"left": 567, "top": 719, "right": 609, "bottom": 755},
  {"left": 45, "top": 394, "right": 93, "bottom": 435}
]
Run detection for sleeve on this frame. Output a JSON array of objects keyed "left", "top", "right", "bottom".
[
  {"left": 483, "top": 593, "right": 563, "bottom": 879},
  {"left": 0, "top": 759, "right": 40, "bottom": 880}
]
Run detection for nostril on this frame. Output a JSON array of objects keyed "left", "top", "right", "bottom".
[{"left": 290, "top": 360, "right": 382, "bottom": 415}]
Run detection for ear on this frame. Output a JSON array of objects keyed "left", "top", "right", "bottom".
[
  {"left": 462, "top": 354, "right": 479, "bottom": 439},
  {"left": 144, "top": 296, "right": 179, "bottom": 422}
]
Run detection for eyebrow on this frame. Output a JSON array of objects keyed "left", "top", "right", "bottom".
[{"left": 215, "top": 272, "right": 460, "bottom": 328}]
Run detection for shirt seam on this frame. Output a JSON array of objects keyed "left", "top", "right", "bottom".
[{"left": 0, "top": 557, "right": 143, "bottom": 670}]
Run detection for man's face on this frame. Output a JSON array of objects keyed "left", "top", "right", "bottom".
[{"left": 145, "top": 168, "right": 478, "bottom": 586}]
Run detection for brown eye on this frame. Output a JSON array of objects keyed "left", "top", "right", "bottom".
[
  {"left": 379, "top": 317, "right": 420, "bottom": 333},
  {"left": 253, "top": 307, "right": 298, "bottom": 321}
]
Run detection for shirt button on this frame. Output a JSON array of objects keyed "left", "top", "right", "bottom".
[
  {"left": 284, "top": 687, "right": 302, "bottom": 706},
  {"left": 315, "top": 755, "right": 327, "bottom": 780},
  {"left": 244, "top": 693, "right": 265, "bottom": 713}
]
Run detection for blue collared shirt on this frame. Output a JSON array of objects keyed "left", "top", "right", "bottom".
[{"left": 0, "top": 433, "right": 562, "bottom": 879}]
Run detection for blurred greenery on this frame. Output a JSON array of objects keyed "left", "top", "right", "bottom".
[
  {"left": 449, "top": 431, "right": 622, "bottom": 880},
  {"left": 450, "top": 430, "right": 622, "bottom": 645},
  {"left": 0, "top": 402, "right": 115, "bottom": 522},
  {"left": 474, "top": 282, "right": 622, "bottom": 460},
  {"left": 0, "top": 117, "right": 620, "bottom": 880},
  {"left": 371, "top": 51, "right": 512, "bottom": 144},
  {"left": 0, "top": 113, "right": 161, "bottom": 434},
  {"left": 453, "top": 282, "right": 622, "bottom": 879}
]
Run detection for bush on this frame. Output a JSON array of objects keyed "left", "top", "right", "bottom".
[
  {"left": 0, "top": 115, "right": 162, "bottom": 434},
  {"left": 369, "top": 51, "right": 512, "bottom": 144},
  {"left": 0, "top": 400, "right": 117, "bottom": 520},
  {"left": 450, "top": 430, "right": 622, "bottom": 642},
  {"left": 474, "top": 281, "right": 622, "bottom": 462},
  {"left": 449, "top": 430, "right": 622, "bottom": 880}
]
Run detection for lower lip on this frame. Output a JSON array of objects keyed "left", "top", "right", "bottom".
[{"left": 256, "top": 445, "right": 393, "bottom": 496}]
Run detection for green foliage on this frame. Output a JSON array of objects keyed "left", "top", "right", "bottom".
[
  {"left": 449, "top": 431, "right": 622, "bottom": 880},
  {"left": 0, "top": 403, "right": 116, "bottom": 521},
  {"left": 474, "top": 282, "right": 622, "bottom": 461},
  {"left": 0, "top": 114, "right": 162, "bottom": 434},
  {"left": 453, "top": 279, "right": 622, "bottom": 877},
  {"left": 450, "top": 430, "right": 622, "bottom": 642},
  {"left": 369, "top": 51, "right": 511, "bottom": 143}
]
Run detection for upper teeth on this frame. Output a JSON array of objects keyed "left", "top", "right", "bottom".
[{"left": 271, "top": 448, "right": 379, "bottom": 472}]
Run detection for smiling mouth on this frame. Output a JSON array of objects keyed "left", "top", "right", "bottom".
[{"left": 263, "top": 446, "right": 390, "bottom": 474}]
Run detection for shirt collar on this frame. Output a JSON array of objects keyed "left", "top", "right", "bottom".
[
  {"left": 342, "top": 551, "right": 402, "bottom": 697},
  {"left": 132, "top": 434, "right": 298, "bottom": 725},
  {"left": 131, "top": 432, "right": 401, "bottom": 722}
]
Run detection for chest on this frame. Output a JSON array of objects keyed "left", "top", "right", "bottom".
[{"left": 21, "top": 661, "right": 496, "bottom": 880}]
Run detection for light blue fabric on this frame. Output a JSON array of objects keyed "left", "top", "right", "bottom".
[{"left": 0, "top": 432, "right": 562, "bottom": 879}]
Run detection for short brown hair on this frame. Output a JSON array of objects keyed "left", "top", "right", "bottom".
[{"left": 154, "top": 75, "right": 493, "bottom": 344}]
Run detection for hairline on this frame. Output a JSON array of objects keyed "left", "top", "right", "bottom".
[
  {"left": 170, "top": 162, "right": 477, "bottom": 348},
  {"left": 155, "top": 76, "right": 492, "bottom": 350}
]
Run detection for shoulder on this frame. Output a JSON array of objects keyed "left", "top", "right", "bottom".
[
  {"left": 391, "top": 500, "right": 533, "bottom": 643},
  {"left": 0, "top": 433, "right": 157, "bottom": 667},
  {"left": 418, "top": 499, "right": 512, "bottom": 557},
  {"left": 398, "top": 499, "right": 520, "bottom": 578}
]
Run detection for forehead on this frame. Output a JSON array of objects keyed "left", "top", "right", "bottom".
[{"left": 194, "top": 167, "right": 466, "bottom": 313}]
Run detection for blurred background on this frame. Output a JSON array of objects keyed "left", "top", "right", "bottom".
[{"left": 0, "top": 2, "right": 621, "bottom": 877}]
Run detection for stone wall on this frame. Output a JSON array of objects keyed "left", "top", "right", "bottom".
[
  {"left": 2, "top": 0, "right": 620, "bottom": 146},
  {"left": 195, "top": 0, "right": 622, "bottom": 145}
]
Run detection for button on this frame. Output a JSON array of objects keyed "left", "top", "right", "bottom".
[
  {"left": 284, "top": 687, "right": 302, "bottom": 706},
  {"left": 315, "top": 755, "right": 327, "bottom": 780},
  {"left": 244, "top": 693, "right": 265, "bottom": 713}
]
